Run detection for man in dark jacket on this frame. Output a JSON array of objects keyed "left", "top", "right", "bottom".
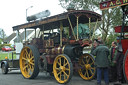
[
  {"left": 114, "top": 45, "right": 124, "bottom": 84},
  {"left": 92, "top": 40, "right": 110, "bottom": 85},
  {"left": 108, "top": 42, "right": 117, "bottom": 82}
]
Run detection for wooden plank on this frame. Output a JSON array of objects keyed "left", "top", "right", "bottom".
[{"left": 100, "top": 0, "right": 128, "bottom": 10}]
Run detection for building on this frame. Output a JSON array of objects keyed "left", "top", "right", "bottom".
[
  {"left": 4, "top": 29, "right": 40, "bottom": 45},
  {"left": 3, "top": 33, "right": 16, "bottom": 44}
]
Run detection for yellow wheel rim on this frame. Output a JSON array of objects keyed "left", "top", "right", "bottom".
[
  {"left": 78, "top": 53, "right": 96, "bottom": 80},
  {"left": 53, "top": 55, "right": 71, "bottom": 84},
  {"left": 20, "top": 47, "right": 35, "bottom": 78}
]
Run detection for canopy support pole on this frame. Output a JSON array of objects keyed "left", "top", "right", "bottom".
[
  {"left": 68, "top": 16, "right": 77, "bottom": 40},
  {"left": 25, "top": 28, "right": 26, "bottom": 42},
  {"left": 76, "top": 16, "right": 79, "bottom": 40},
  {"left": 91, "top": 19, "right": 98, "bottom": 40},
  {"left": 35, "top": 28, "right": 36, "bottom": 38},
  {"left": 60, "top": 21, "right": 63, "bottom": 47}
]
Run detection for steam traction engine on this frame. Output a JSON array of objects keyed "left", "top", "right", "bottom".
[
  {"left": 13, "top": 10, "right": 101, "bottom": 84},
  {"left": 100, "top": 0, "right": 128, "bottom": 83}
]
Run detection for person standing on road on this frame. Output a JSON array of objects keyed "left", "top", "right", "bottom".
[
  {"left": 92, "top": 40, "right": 110, "bottom": 85},
  {"left": 114, "top": 42, "right": 125, "bottom": 84},
  {"left": 108, "top": 41, "right": 117, "bottom": 82}
]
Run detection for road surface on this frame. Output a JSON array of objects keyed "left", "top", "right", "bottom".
[{"left": 0, "top": 63, "right": 127, "bottom": 85}]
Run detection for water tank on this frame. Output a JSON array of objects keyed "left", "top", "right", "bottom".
[{"left": 27, "top": 10, "right": 50, "bottom": 21}]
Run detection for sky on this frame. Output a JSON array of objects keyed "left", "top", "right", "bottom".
[{"left": 0, "top": 0, "right": 66, "bottom": 36}]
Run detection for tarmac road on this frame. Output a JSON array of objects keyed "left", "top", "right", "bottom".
[
  {"left": 0, "top": 66, "right": 127, "bottom": 85},
  {"left": 0, "top": 51, "right": 127, "bottom": 85}
]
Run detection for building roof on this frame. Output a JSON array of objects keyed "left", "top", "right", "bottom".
[
  {"left": 4, "top": 33, "right": 16, "bottom": 43},
  {"left": 14, "top": 30, "right": 34, "bottom": 42}
]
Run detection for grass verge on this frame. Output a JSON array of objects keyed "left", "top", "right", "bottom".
[{"left": 0, "top": 52, "right": 16, "bottom": 61}]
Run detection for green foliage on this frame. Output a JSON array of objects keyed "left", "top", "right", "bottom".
[
  {"left": 111, "top": 8, "right": 122, "bottom": 28},
  {"left": 0, "top": 39, "right": 2, "bottom": 44},
  {"left": 59, "top": 0, "right": 100, "bottom": 11},
  {"left": 105, "top": 33, "right": 119, "bottom": 47},
  {"left": 0, "top": 52, "right": 16, "bottom": 61},
  {"left": 0, "top": 28, "right": 6, "bottom": 41},
  {"left": 0, "top": 44, "right": 4, "bottom": 50}
]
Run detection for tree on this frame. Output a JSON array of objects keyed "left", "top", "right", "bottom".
[
  {"left": 100, "top": 8, "right": 122, "bottom": 42},
  {"left": 0, "top": 28, "right": 6, "bottom": 41},
  {"left": 59, "top": 0, "right": 122, "bottom": 43},
  {"left": 105, "top": 32, "right": 119, "bottom": 47},
  {"left": 59, "top": 0, "right": 99, "bottom": 10}
]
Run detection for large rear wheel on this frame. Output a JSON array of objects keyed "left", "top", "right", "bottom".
[
  {"left": 53, "top": 54, "right": 73, "bottom": 84},
  {"left": 20, "top": 45, "right": 40, "bottom": 79},
  {"left": 78, "top": 53, "right": 96, "bottom": 80},
  {"left": 123, "top": 50, "right": 128, "bottom": 83}
]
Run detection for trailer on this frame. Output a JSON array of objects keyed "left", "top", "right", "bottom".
[{"left": 1, "top": 43, "right": 23, "bottom": 74}]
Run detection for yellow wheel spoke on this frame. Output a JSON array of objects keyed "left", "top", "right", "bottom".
[
  {"left": 28, "top": 64, "right": 33, "bottom": 72},
  {"left": 59, "top": 58, "right": 61, "bottom": 66},
  {"left": 29, "top": 62, "right": 34, "bottom": 66},
  {"left": 57, "top": 71, "right": 62, "bottom": 80},
  {"left": 31, "top": 60, "right": 34, "bottom": 63},
  {"left": 23, "top": 53, "right": 26, "bottom": 59},
  {"left": 63, "top": 59, "right": 65, "bottom": 66},
  {"left": 63, "top": 71, "right": 69, "bottom": 78},
  {"left": 90, "top": 67, "right": 95, "bottom": 70},
  {"left": 60, "top": 72, "right": 61, "bottom": 80},
  {"left": 86, "top": 69, "right": 89, "bottom": 78},
  {"left": 64, "top": 62, "right": 68, "bottom": 67},
  {"left": 79, "top": 63, "right": 84, "bottom": 67},
  {"left": 85, "top": 56, "right": 90, "bottom": 64},
  {"left": 30, "top": 57, "right": 34, "bottom": 64},
  {"left": 57, "top": 62, "right": 61, "bottom": 66},
  {"left": 89, "top": 69, "right": 94, "bottom": 75},
  {"left": 22, "top": 57, "right": 27, "bottom": 61},
  {"left": 64, "top": 72, "right": 66, "bottom": 80},
  {"left": 87, "top": 57, "right": 90, "bottom": 64},
  {"left": 29, "top": 50, "right": 32, "bottom": 58},
  {"left": 31, "top": 65, "right": 34, "bottom": 69},
  {"left": 80, "top": 68, "right": 85, "bottom": 72},
  {"left": 23, "top": 54, "right": 26, "bottom": 58},
  {"left": 84, "top": 68, "right": 89, "bottom": 78},
  {"left": 30, "top": 56, "right": 34, "bottom": 61},
  {"left": 55, "top": 68, "right": 60, "bottom": 70},
  {"left": 25, "top": 49, "right": 29, "bottom": 58},
  {"left": 65, "top": 68, "right": 69, "bottom": 71},
  {"left": 82, "top": 59, "right": 85, "bottom": 65},
  {"left": 23, "top": 65, "right": 28, "bottom": 71},
  {"left": 84, "top": 69, "right": 87, "bottom": 76},
  {"left": 57, "top": 71, "right": 62, "bottom": 76},
  {"left": 90, "top": 62, "right": 94, "bottom": 65}
]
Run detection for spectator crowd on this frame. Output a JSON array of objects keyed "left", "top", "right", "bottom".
[{"left": 91, "top": 37, "right": 125, "bottom": 85}]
